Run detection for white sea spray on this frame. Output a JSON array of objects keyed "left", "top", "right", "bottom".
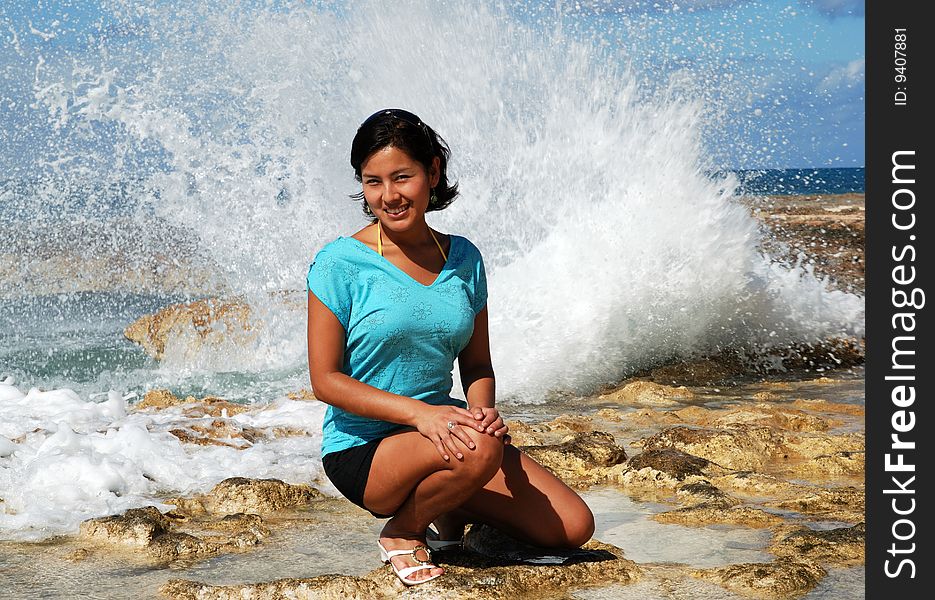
[{"left": 0, "top": 380, "right": 327, "bottom": 541}]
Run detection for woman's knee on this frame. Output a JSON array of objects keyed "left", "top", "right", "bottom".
[
  {"left": 536, "top": 497, "right": 595, "bottom": 548},
  {"left": 563, "top": 504, "right": 596, "bottom": 547},
  {"left": 455, "top": 430, "right": 503, "bottom": 479}
]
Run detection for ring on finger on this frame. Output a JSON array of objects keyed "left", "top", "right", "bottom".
[{"left": 447, "top": 421, "right": 455, "bottom": 430}]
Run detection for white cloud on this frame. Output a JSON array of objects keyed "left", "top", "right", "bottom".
[{"left": 817, "top": 58, "right": 864, "bottom": 93}]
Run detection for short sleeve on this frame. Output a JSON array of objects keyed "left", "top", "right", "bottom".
[
  {"left": 471, "top": 246, "right": 488, "bottom": 315},
  {"left": 306, "top": 248, "right": 352, "bottom": 330}
]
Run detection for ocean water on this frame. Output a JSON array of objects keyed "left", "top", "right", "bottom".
[
  {"left": 0, "top": 0, "right": 864, "bottom": 545},
  {"left": 728, "top": 167, "right": 865, "bottom": 196}
]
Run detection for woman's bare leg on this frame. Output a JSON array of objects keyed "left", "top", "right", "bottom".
[
  {"left": 460, "top": 445, "right": 595, "bottom": 548},
  {"left": 363, "top": 428, "right": 504, "bottom": 581}
]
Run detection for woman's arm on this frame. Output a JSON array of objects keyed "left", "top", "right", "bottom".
[
  {"left": 307, "top": 291, "right": 482, "bottom": 459},
  {"left": 458, "top": 307, "right": 508, "bottom": 440}
]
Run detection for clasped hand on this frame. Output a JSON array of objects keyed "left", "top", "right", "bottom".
[{"left": 414, "top": 405, "right": 510, "bottom": 461}]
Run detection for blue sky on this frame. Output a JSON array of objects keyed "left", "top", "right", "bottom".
[{"left": 1, "top": 0, "right": 863, "bottom": 172}]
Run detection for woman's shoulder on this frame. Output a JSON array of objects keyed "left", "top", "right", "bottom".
[
  {"left": 448, "top": 234, "right": 483, "bottom": 261},
  {"left": 312, "top": 235, "right": 368, "bottom": 260}
]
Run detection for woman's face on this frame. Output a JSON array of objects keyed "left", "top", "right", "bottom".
[{"left": 361, "top": 146, "right": 440, "bottom": 232}]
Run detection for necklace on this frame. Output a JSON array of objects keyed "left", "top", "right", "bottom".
[{"left": 377, "top": 221, "right": 448, "bottom": 262}]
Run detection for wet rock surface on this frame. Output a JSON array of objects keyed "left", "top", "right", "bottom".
[
  {"left": 640, "top": 425, "right": 783, "bottom": 471},
  {"left": 691, "top": 559, "right": 827, "bottom": 599},
  {"left": 131, "top": 389, "right": 313, "bottom": 449},
  {"left": 653, "top": 504, "right": 784, "bottom": 528},
  {"left": 160, "top": 526, "right": 641, "bottom": 599},
  {"left": 78, "top": 505, "right": 253, "bottom": 562},
  {"left": 770, "top": 523, "right": 865, "bottom": 566},
  {"left": 598, "top": 380, "right": 695, "bottom": 407},
  {"left": 203, "top": 477, "right": 323, "bottom": 515},
  {"left": 521, "top": 431, "right": 628, "bottom": 483},
  {"left": 124, "top": 297, "right": 256, "bottom": 360},
  {"left": 75, "top": 478, "right": 321, "bottom": 563},
  {"left": 742, "top": 193, "right": 864, "bottom": 294}
]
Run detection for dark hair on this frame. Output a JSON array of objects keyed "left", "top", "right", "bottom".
[{"left": 350, "top": 109, "right": 459, "bottom": 220}]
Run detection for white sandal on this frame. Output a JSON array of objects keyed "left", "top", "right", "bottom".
[{"left": 378, "top": 541, "right": 442, "bottom": 586}]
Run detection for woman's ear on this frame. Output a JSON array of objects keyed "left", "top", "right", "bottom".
[{"left": 430, "top": 156, "right": 441, "bottom": 187}]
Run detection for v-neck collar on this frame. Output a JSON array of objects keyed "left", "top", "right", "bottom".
[{"left": 342, "top": 235, "right": 457, "bottom": 289}]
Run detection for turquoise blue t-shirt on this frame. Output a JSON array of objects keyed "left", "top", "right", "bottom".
[{"left": 306, "top": 234, "right": 488, "bottom": 456}]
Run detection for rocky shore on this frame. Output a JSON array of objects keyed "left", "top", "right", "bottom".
[
  {"left": 43, "top": 369, "right": 862, "bottom": 599},
  {"left": 2, "top": 193, "right": 865, "bottom": 598},
  {"left": 741, "top": 193, "right": 864, "bottom": 294}
]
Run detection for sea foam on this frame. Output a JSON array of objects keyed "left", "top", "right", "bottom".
[{"left": 0, "top": 380, "right": 327, "bottom": 541}]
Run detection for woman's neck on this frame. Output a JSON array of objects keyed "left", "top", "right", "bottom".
[{"left": 376, "top": 219, "right": 437, "bottom": 251}]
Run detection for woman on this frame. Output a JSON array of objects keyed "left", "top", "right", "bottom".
[{"left": 306, "top": 109, "right": 594, "bottom": 586}]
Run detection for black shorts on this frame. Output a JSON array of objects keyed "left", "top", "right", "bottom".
[{"left": 322, "top": 438, "right": 393, "bottom": 518}]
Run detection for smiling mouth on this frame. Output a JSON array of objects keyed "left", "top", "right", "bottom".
[{"left": 385, "top": 205, "right": 409, "bottom": 215}]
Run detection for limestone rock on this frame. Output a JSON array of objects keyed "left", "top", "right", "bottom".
[
  {"left": 164, "top": 497, "right": 209, "bottom": 518},
  {"left": 780, "top": 450, "right": 864, "bottom": 481},
  {"left": 135, "top": 389, "right": 251, "bottom": 417},
  {"left": 521, "top": 431, "right": 627, "bottom": 483},
  {"left": 641, "top": 425, "right": 782, "bottom": 471},
  {"left": 124, "top": 297, "right": 256, "bottom": 360},
  {"left": 640, "top": 354, "right": 747, "bottom": 386},
  {"left": 779, "top": 432, "right": 863, "bottom": 459},
  {"left": 770, "top": 523, "right": 864, "bottom": 566},
  {"left": 137, "top": 389, "right": 188, "bottom": 410},
  {"left": 205, "top": 477, "right": 322, "bottom": 514},
  {"left": 626, "top": 448, "right": 711, "bottom": 480},
  {"left": 504, "top": 415, "right": 603, "bottom": 447},
  {"left": 287, "top": 388, "right": 317, "bottom": 401},
  {"left": 788, "top": 398, "right": 864, "bottom": 417},
  {"left": 77, "top": 504, "right": 271, "bottom": 562},
  {"left": 535, "top": 414, "right": 596, "bottom": 434},
  {"left": 712, "top": 407, "right": 831, "bottom": 433},
  {"left": 148, "top": 532, "right": 221, "bottom": 561},
  {"left": 169, "top": 419, "right": 264, "bottom": 449},
  {"left": 621, "top": 407, "right": 686, "bottom": 428},
  {"left": 674, "top": 481, "right": 737, "bottom": 508},
  {"left": 79, "top": 506, "right": 171, "bottom": 548},
  {"left": 713, "top": 471, "right": 804, "bottom": 499},
  {"left": 769, "top": 487, "right": 865, "bottom": 523},
  {"left": 653, "top": 505, "right": 784, "bottom": 528},
  {"left": 160, "top": 530, "right": 640, "bottom": 600},
  {"left": 503, "top": 420, "right": 545, "bottom": 446},
  {"left": 691, "top": 559, "right": 826, "bottom": 599},
  {"left": 615, "top": 448, "right": 728, "bottom": 498},
  {"left": 161, "top": 575, "right": 383, "bottom": 600},
  {"left": 599, "top": 380, "right": 695, "bottom": 407}
]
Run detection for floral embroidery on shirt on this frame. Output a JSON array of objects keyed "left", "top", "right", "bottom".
[
  {"left": 432, "top": 320, "right": 451, "bottom": 338},
  {"left": 461, "top": 301, "right": 475, "bottom": 319},
  {"left": 390, "top": 286, "right": 410, "bottom": 303},
  {"left": 343, "top": 263, "right": 361, "bottom": 280},
  {"left": 416, "top": 363, "right": 434, "bottom": 380},
  {"left": 314, "top": 257, "right": 337, "bottom": 277},
  {"left": 411, "top": 302, "right": 433, "bottom": 321},
  {"left": 385, "top": 327, "right": 405, "bottom": 347},
  {"left": 359, "top": 312, "right": 385, "bottom": 330},
  {"left": 336, "top": 300, "right": 352, "bottom": 323}
]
